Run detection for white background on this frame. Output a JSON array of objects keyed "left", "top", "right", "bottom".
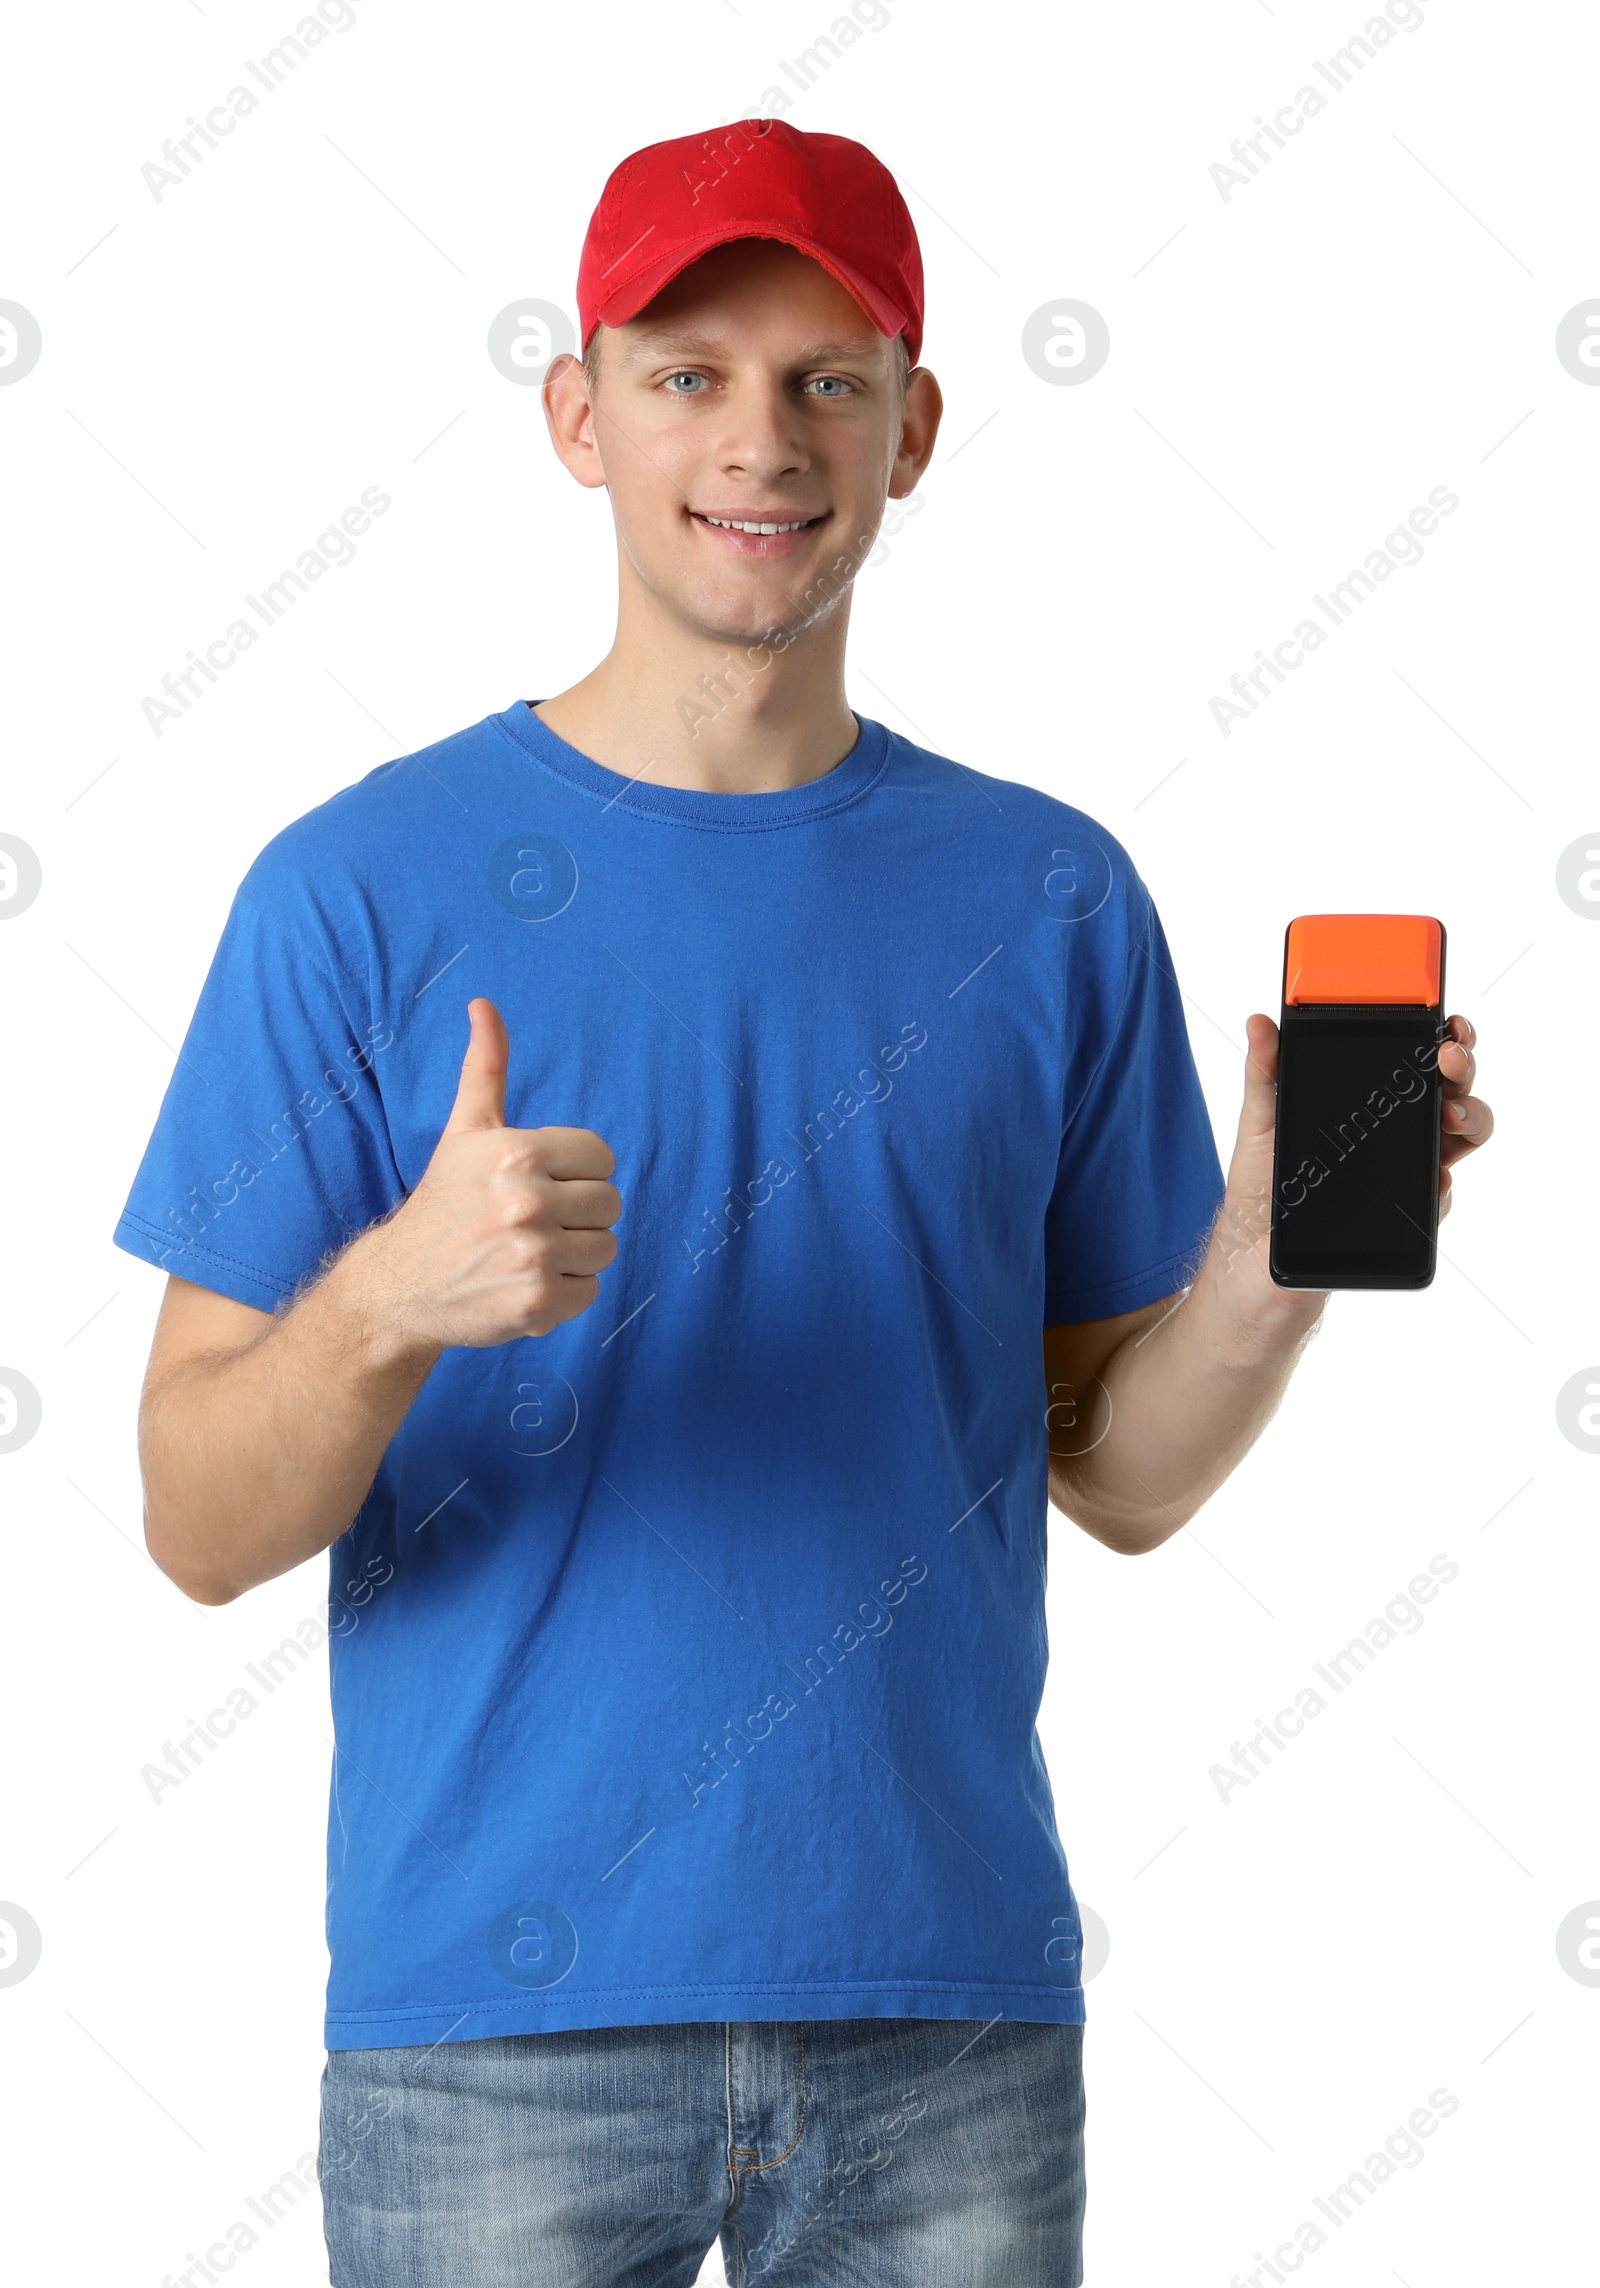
[{"left": 1, "top": 0, "right": 1595, "bottom": 2281}]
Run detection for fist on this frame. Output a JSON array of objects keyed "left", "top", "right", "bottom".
[{"left": 381, "top": 998, "right": 622, "bottom": 1349}]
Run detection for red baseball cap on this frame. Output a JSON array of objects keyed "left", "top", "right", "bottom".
[{"left": 576, "top": 119, "right": 924, "bottom": 365}]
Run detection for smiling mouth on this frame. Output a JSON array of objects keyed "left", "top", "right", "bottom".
[{"left": 690, "top": 511, "right": 828, "bottom": 536}]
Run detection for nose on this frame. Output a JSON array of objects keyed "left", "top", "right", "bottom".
[{"left": 713, "top": 378, "right": 811, "bottom": 490}]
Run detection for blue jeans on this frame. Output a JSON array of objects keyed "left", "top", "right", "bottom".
[{"left": 320, "top": 2018, "right": 1086, "bottom": 2286}]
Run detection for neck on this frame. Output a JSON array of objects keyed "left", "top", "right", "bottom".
[{"left": 533, "top": 558, "right": 861, "bottom": 796}]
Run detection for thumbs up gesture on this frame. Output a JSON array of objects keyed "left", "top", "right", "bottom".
[{"left": 383, "top": 999, "right": 622, "bottom": 1348}]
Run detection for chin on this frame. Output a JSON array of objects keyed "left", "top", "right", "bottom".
[{"left": 689, "top": 576, "right": 850, "bottom": 656}]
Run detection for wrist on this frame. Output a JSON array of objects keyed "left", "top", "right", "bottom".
[
  {"left": 1197, "top": 1203, "right": 1329, "bottom": 1367},
  {"left": 315, "top": 1219, "right": 447, "bottom": 1385}
]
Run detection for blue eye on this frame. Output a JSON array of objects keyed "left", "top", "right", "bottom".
[
  {"left": 664, "top": 372, "right": 707, "bottom": 393},
  {"left": 806, "top": 375, "right": 853, "bottom": 396}
]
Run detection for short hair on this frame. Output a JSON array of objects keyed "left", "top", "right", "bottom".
[{"left": 581, "top": 326, "right": 913, "bottom": 394}]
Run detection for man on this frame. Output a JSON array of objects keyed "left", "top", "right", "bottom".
[{"left": 113, "top": 120, "right": 1491, "bottom": 2287}]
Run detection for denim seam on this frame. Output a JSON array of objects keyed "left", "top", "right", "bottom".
[
  {"left": 723, "top": 2023, "right": 740, "bottom": 2192},
  {"left": 744, "top": 2022, "right": 808, "bottom": 2176}
]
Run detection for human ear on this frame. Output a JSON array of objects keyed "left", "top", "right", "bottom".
[
  {"left": 542, "top": 352, "right": 609, "bottom": 492},
  {"left": 888, "top": 366, "right": 943, "bottom": 499}
]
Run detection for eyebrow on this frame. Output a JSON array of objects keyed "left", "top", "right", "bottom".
[{"left": 619, "top": 330, "right": 885, "bottom": 364}]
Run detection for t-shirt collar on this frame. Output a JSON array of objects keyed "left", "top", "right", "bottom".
[{"left": 493, "top": 699, "right": 889, "bottom": 830}]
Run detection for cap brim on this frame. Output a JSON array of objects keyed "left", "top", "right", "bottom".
[{"left": 593, "top": 224, "right": 914, "bottom": 358}]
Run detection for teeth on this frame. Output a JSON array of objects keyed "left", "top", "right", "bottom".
[{"left": 700, "top": 515, "right": 811, "bottom": 534}]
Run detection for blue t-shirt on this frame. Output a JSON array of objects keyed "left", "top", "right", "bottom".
[{"left": 112, "top": 702, "right": 1224, "bottom": 2048}]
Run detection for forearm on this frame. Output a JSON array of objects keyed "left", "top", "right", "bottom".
[
  {"left": 140, "top": 1228, "right": 443, "bottom": 1604},
  {"left": 1049, "top": 1225, "right": 1327, "bottom": 1554}
]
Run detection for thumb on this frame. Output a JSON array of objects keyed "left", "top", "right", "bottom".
[
  {"left": 1236, "top": 1012, "right": 1280, "bottom": 1146},
  {"left": 443, "top": 997, "right": 509, "bottom": 1133}
]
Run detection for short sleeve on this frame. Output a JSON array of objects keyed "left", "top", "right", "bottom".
[
  {"left": 111, "top": 866, "right": 406, "bottom": 1313},
  {"left": 1042, "top": 878, "right": 1225, "bottom": 1324}
]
